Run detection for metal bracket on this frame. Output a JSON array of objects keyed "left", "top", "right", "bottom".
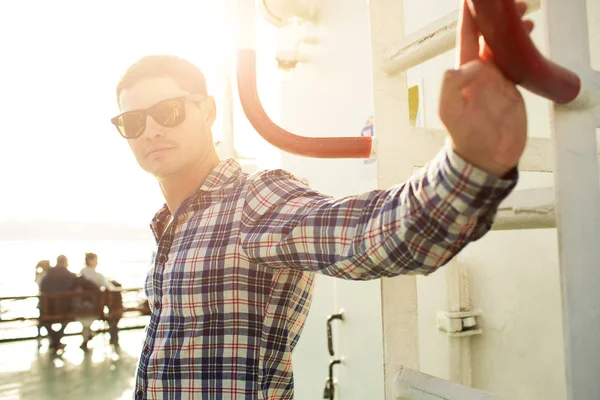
[
  {"left": 326, "top": 311, "right": 344, "bottom": 356},
  {"left": 437, "top": 310, "right": 482, "bottom": 337}
]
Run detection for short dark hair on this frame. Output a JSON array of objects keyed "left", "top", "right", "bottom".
[
  {"left": 116, "top": 55, "right": 208, "bottom": 105},
  {"left": 56, "top": 254, "right": 68, "bottom": 266},
  {"left": 85, "top": 252, "right": 97, "bottom": 266}
]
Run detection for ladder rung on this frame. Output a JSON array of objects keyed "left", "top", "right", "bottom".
[
  {"left": 406, "top": 128, "right": 556, "bottom": 173},
  {"left": 383, "top": 0, "right": 541, "bottom": 75},
  {"left": 493, "top": 187, "right": 554, "bottom": 230},
  {"left": 394, "top": 367, "right": 504, "bottom": 399}
]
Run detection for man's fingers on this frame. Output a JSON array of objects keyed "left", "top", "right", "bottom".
[
  {"left": 457, "top": 1, "right": 533, "bottom": 67},
  {"left": 523, "top": 20, "right": 534, "bottom": 34},
  {"left": 516, "top": 2, "right": 534, "bottom": 33},
  {"left": 440, "top": 61, "right": 483, "bottom": 115},
  {"left": 457, "top": 0, "right": 481, "bottom": 66},
  {"left": 479, "top": 18, "right": 534, "bottom": 61},
  {"left": 447, "top": 60, "right": 483, "bottom": 90},
  {"left": 516, "top": 1, "right": 528, "bottom": 18}
]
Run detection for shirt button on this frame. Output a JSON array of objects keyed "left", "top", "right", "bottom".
[
  {"left": 154, "top": 301, "right": 161, "bottom": 310},
  {"left": 136, "top": 389, "right": 143, "bottom": 398},
  {"left": 158, "top": 255, "right": 168, "bottom": 263},
  {"left": 142, "top": 346, "right": 149, "bottom": 355}
]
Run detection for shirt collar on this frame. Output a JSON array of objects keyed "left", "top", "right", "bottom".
[
  {"left": 197, "top": 157, "right": 242, "bottom": 193},
  {"left": 149, "top": 157, "right": 242, "bottom": 239}
]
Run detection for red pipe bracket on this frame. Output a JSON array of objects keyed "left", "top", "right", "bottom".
[
  {"left": 468, "top": 0, "right": 581, "bottom": 104},
  {"left": 237, "top": 49, "right": 373, "bottom": 158}
]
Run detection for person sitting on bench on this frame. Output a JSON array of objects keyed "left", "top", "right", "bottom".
[
  {"left": 39, "top": 255, "right": 99, "bottom": 351},
  {"left": 79, "top": 252, "right": 122, "bottom": 348}
]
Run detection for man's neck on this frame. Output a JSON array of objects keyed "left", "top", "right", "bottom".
[{"left": 158, "top": 150, "right": 221, "bottom": 215}]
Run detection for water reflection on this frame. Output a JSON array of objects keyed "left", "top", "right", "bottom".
[{"left": 0, "top": 330, "right": 143, "bottom": 400}]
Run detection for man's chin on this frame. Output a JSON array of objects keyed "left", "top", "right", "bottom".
[{"left": 146, "top": 162, "right": 181, "bottom": 180}]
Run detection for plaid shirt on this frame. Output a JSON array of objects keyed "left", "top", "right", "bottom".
[{"left": 134, "top": 145, "right": 517, "bottom": 399}]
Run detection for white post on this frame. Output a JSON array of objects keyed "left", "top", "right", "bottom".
[
  {"left": 219, "top": 0, "right": 236, "bottom": 160},
  {"left": 544, "top": 1, "right": 600, "bottom": 398},
  {"left": 368, "top": 0, "right": 420, "bottom": 398},
  {"left": 446, "top": 262, "right": 474, "bottom": 386},
  {"left": 235, "top": 0, "right": 257, "bottom": 50}
]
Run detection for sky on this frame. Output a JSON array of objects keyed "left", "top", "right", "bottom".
[{"left": 0, "top": 1, "right": 276, "bottom": 228}]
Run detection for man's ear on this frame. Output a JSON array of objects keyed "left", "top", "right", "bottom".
[{"left": 204, "top": 96, "right": 217, "bottom": 126}]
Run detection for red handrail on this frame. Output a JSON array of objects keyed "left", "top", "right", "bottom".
[
  {"left": 236, "top": 49, "right": 374, "bottom": 158},
  {"left": 468, "top": 0, "right": 581, "bottom": 104}
]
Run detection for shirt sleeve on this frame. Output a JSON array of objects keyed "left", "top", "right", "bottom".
[
  {"left": 96, "top": 274, "right": 114, "bottom": 290},
  {"left": 239, "top": 144, "right": 518, "bottom": 279}
]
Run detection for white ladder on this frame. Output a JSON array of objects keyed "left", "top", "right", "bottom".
[{"left": 368, "top": 0, "right": 600, "bottom": 399}]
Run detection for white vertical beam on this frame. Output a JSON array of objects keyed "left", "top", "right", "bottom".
[
  {"left": 446, "top": 261, "right": 473, "bottom": 386},
  {"left": 368, "top": 0, "right": 420, "bottom": 398},
  {"left": 544, "top": 1, "right": 600, "bottom": 399},
  {"left": 219, "top": 0, "right": 236, "bottom": 159},
  {"left": 219, "top": 70, "right": 236, "bottom": 159}
]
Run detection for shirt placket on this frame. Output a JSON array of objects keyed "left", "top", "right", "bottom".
[{"left": 135, "top": 221, "right": 175, "bottom": 400}]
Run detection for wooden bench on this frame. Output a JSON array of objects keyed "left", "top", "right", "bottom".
[
  {"left": 39, "top": 290, "right": 104, "bottom": 324},
  {"left": 0, "top": 288, "right": 150, "bottom": 343}
]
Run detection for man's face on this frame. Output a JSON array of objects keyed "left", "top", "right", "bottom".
[{"left": 118, "top": 77, "right": 216, "bottom": 179}]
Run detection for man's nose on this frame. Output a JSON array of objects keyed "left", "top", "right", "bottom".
[{"left": 142, "top": 115, "right": 166, "bottom": 139}]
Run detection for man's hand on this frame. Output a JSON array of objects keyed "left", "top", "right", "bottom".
[{"left": 439, "top": 0, "right": 533, "bottom": 177}]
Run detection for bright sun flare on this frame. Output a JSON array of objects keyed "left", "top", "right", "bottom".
[{"left": 0, "top": 1, "right": 278, "bottom": 228}]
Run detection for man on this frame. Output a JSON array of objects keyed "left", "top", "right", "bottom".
[
  {"left": 79, "top": 252, "right": 122, "bottom": 348},
  {"left": 39, "top": 255, "right": 99, "bottom": 350},
  {"left": 111, "top": 1, "right": 531, "bottom": 398}
]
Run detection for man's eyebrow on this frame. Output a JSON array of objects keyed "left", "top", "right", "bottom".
[{"left": 123, "top": 94, "right": 191, "bottom": 112}]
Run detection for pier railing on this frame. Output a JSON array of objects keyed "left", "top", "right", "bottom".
[{"left": 0, "top": 288, "right": 150, "bottom": 343}]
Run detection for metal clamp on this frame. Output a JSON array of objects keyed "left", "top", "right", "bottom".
[{"left": 437, "top": 310, "right": 482, "bottom": 337}]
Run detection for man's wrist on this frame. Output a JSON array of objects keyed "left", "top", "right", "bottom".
[
  {"left": 451, "top": 145, "right": 517, "bottom": 178},
  {"left": 426, "top": 143, "right": 519, "bottom": 217}
]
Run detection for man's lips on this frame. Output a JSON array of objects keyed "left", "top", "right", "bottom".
[{"left": 146, "top": 146, "right": 175, "bottom": 157}]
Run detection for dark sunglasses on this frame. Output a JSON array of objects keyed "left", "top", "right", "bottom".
[{"left": 111, "top": 94, "right": 205, "bottom": 139}]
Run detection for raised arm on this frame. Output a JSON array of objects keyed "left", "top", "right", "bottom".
[
  {"left": 240, "top": 146, "right": 517, "bottom": 279},
  {"left": 240, "top": 0, "right": 529, "bottom": 279}
]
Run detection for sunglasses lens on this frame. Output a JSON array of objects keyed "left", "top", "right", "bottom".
[
  {"left": 115, "top": 113, "right": 145, "bottom": 139},
  {"left": 150, "top": 99, "right": 186, "bottom": 127},
  {"left": 112, "top": 97, "right": 189, "bottom": 139}
]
